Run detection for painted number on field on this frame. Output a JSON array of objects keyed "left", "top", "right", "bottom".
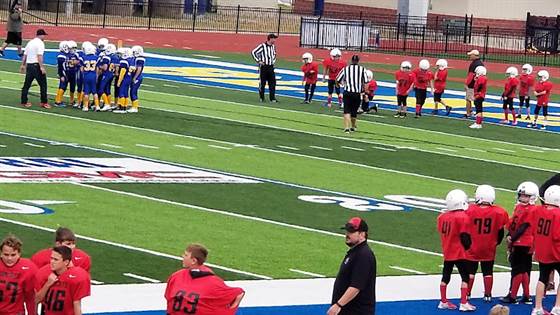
[{"left": 297, "top": 195, "right": 408, "bottom": 211}]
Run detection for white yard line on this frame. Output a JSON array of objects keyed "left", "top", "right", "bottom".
[
  {"left": 436, "top": 147, "right": 457, "bottom": 153},
  {"left": 90, "top": 279, "right": 104, "bottom": 285},
  {"left": 0, "top": 144, "right": 6, "bottom": 148},
  {"left": 123, "top": 273, "right": 161, "bottom": 283},
  {"left": 372, "top": 146, "right": 397, "bottom": 152},
  {"left": 288, "top": 269, "right": 326, "bottom": 278},
  {"left": 521, "top": 147, "right": 545, "bottom": 153},
  {"left": 309, "top": 145, "right": 332, "bottom": 151},
  {"left": 173, "top": 144, "right": 195, "bottom": 149},
  {"left": 23, "top": 142, "right": 44, "bottom": 148},
  {"left": 341, "top": 146, "right": 365, "bottom": 152},
  {"left": 493, "top": 147, "right": 516, "bottom": 153},
  {"left": 389, "top": 266, "right": 426, "bottom": 275},
  {"left": 277, "top": 145, "right": 300, "bottom": 150},
  {"left": 208, "top": 144, "right": 232, "bottom": 150},
  {"left": 465, "top": 148, "right": 487, "bottom": 153},
  {"left": 99, "top": 143, "right": 122, "bottom": 149},
  {"left": 192, "top": 54, "right": 222, "bottom": 59},
  {"left": 135, "top": 144, "right": 159, "bottom": 149},
  {"left": 162, "top": 84, "right": 178, "bottom": 88}
]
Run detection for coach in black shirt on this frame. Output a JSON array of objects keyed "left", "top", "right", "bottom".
[
  {"left": 329, "top": 217, "right": 376, "bottom": 315},
  {"left": 465, "top": 49, "right": 484, "bottom": 117}
]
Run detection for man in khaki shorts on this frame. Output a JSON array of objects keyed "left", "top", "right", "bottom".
[{"left": 465, "top": 50, "right": 484, "bottom": 118}]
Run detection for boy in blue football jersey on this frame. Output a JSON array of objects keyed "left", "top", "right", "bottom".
[
  {"left": 66, "top": 40, "right": 80, "bottom": 107},
  {"left": 75, "top": 41, "right": 91, "bottom": 108},
  {"left": 98, "top": 44, "right": 117, "bottom": 111},
  {"left": 128, "top": 45, "right": 145, "bottom": 113},
  {"left": 114, "top": 47, "right": 134, "bottom": 113},
  {"left": 55, "top": 41, "right": 69, "bottom": 107},
  {"left": 81, "top": 43, "right": 100, "bottom": 111}
]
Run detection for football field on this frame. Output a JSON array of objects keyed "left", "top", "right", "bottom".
[{"left": 0, "top": 47, "right": 559, "bottom": 314}]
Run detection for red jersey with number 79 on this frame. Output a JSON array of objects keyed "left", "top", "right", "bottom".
[
  {"left": 165, "top": 265, "right": 245, "bottom": 315},
  {"left": 0, "top": 258, "right": 38, "bottom": 315},
  {"left": 437, "top": 210, "right": 471, "bottom": 261},
  {"left": 533, "top": 205, "right": 560, "bottom": 263},
  {"left": 35, "top": 265, "right": 91, "bottom": 315},
  {"left": 465, "top": 204, "right": 509, "bottom": 261}
]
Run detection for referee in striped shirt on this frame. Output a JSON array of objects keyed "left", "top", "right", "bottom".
[
  {"left": 251, "top": 33, "right": 278, "bottom": 103},
  {"left": 336, "top": 55, "right": 368, "bottom": 133}
]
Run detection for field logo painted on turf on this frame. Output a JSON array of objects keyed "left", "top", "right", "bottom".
[
  {"left": 0, "top": 158, "right": 260, "bottom": 184},
  {"left": 299, "top": 195, "right": 448, "bottom": 212},
  {"left": 0, "top": 200, "right": 70, "bottom": 214}
]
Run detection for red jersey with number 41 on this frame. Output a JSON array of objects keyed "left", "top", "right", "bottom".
[
  {"left": 533, "top": 205, "right": 560, "bottom": 263},
  {"left": 322, "top": 58, "right": 346, "bottom": 80},
  {"left": 535, "top": 81, "right": 553, "bottom": 106},
  {"left": 395, "top": 70, "right": 414, "bottom": 96},
  {"left": 434, "top": 69, "right": 448, "bottom": 93},
  {"left": 412, "top": 69, "right": 433, "bottom": 90},
  {"left": 32, "top": 248, "right": 91, "bottom": 273},
  {"left": 465, "top": 204, "right": 509, "bottom": 261},
  {"left": 437, "top": 210, "right": 471, "bottom": 261},
  {"left": 35, "top": 265, "right": 91, "bottom": 315},
  {"left": 165, "top": 266, "right": 245, "bottom": 315},
  {"left": 0, "top": 258, "right": 38, "bottom": 315},
  {"left": 301, "top": 62, "right": 319, "bottom": 84},
  {"left": 508, "top": 203, "right": 537, "bottom": 248},
  {"left": 519, "top": 74, "right": 535, "bottom": 96}
]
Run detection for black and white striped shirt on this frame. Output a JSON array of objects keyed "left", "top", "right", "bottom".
[
  {"left": 251, "top": 42, "right": 276, "bottom": 66},
  {"left": 336, "top": 64, "right": 368, "bottom": 93}
]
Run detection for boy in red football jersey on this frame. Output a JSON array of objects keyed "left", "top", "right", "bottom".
[
  {"left": 517, "top": 64, "right": 535, "bottom": 120},
  {"left": 437, "top": 189, "right": 475, "bottom": 312},
  {"left": 322, "top": 48, "right": 346, "bottom": 108},
  {"left": 301, "top": 52, "right": 318, "bottom": 104},
  {"left": 433, "top": 59, "right": 452, "bottom": 116},
  {"left": 0, "top": 234, "right": 37, "bottom": 315},
  {"left": 531, "top": 185, "right": 560, "bottom": 315},
  {"left": 412, "top": 59, "right": 434, "bottom": 118},
  {"left": 165, "top": 244, "right": 245, "bottom": 315},
  {"left": 501, "top": 67, "right": 520, "bottom": 125},
  {"left": 35, "top": 246, "right": 90, "bottom": 315},
  {"left": 469, "top": 66, "right": 488, "bottom": 129},
  {"left": 361, "top": 69, "right": 378, "bottom": 113},
  {"left": 529, "top": 70, "right": 553, "bottom": 130},
  {"left": 501, "top": 181, "right": 540, "bottom": 304},
  {"left": 32, "top": 227, "right": 90, "bottom": 272},
  {"left": 394, "top": 61, "right": 414, "bottom": 118},
  {"left": 465, "top": 185, "right": 509, "bottom": 302}
]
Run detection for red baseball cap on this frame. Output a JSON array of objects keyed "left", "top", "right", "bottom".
[{"left": 342, "top": 217, "right": 369, "bottom": 233}]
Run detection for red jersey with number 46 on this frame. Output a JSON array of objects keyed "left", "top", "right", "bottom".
[
  {"left": 437, "top": 210, "right": 471, "bottom": 261},
  {"left": 412, "top": 69, "right": 433, "bottom": 90},
  {"left": 165, "top": 266, "right": 245, "bottom": 315},
  {"left": 0, "top": 258, "right": 38, "bottom": 315},
  {"left": 474, "top": 76, "right": 488, "bottom": 99},
  {"left": 32, "top": 248, "right": 91, "bottom": 273},
  {"left": 301, "top": 62, "right": 319, "bottom": 84},
  {"left": 465, "top": 204, "right": 509, "bottom": 261},
  {"left": 322, "top": 58, "right": 346, "bottom": 80},
  {"left": 533, "top": 205, "right": 560, "bottom": 263},
  {"left": 519, "top": 74, "right": 535, "bottom": 96},
  {"left": 434, "top": 69, "right": 448, "bottom": 93},
  {"left": 395, "top": 70, "right": 414, "bottom": 96},
  {"left": 504, "top": 77, "right": 519, "bottom": 98},
  {"left": 35, "top": 265, "right": 91, "bottom": 315},
  {"left": 535, "top": 81, "right": 553, "bottom": 106},
  {"left": 508, "top": 203, "right": 537, "bottom": 248}
]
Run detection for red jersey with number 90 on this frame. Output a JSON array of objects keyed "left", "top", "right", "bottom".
[
  {"left": 533, "top": 205, "right": 560, "bottom": 263},
  {"left": 165, "top": 266, "right": 244, "bottom": 315},
  {"left": 35, "top": 265, "right": 91, "bottom": 315},
  {"left": 0, "top": 258, "right": 37, "bottom": 315}
]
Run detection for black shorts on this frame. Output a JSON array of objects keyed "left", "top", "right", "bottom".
[
  {"left": 5, "top": 31, "right": 22, "bottom": 45},
  {"left": 469, "top": 260, "right": 494, "bottom": 276},
  {"left": 441, "top": 260, "right": 470, "bottom": 284},
  {"left": 535, "top": 105, "right": 549, "bottom": 116},
  {"left": 538, "top": 262, "right": 560, "bottom": 284},
  {"left": 474, "top": 98, "right": 484, "bottom": 114},
  {"left": 510, "top": 246, "right": 532, "bottom": 276},
  {"left": 328, "top": 80, "right": 341, "bottom": 95},
  {"left": 343, "top": 92, "right": 361, "bottom": 118},
  {"left": 503, "top": 97, "right": 514, "bottom": 110},
  {"left": 434, "top": 92, "right": 443, "bottom": 102},
  {"left": 397, "top": 95, "right": 408, "bottom": 106},
  {"left": 519, "top": 96, "right": 530, "bottom": 108},
  {"left": 415, "top": 88, "right": 427, "bottom": 106}
]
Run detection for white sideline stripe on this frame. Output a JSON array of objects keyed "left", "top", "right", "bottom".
[
  {"left": 23, "top": 142, "right": 44, "bottom": 148},
  {"left": 71, "top": 182, "right": 448, "bottom": 259},
  {"left": 373, "top": 146, "right": 397, "bottom": 152},
  {"left": 341, "top": 146, "right": 365, "bottom": 152},
  {"left": 0, "top": 107, "right": 518, "bottom": 193},
  {"left": 389, "top": 266, "right": 426, "bottom": 275},
  {"left": 493, "top": 147, "right": 516, "bottom": 153},
  {"left": 521, "top": 147, "right": 545, "bottom": 153},
  {"left": 309, "top": 145, "right": 332, "bottom": 151},
  {"left": 99, "top": 143, "right": 122, "bottom": 149},
  {"left": 173, "top": 144, "right": 194, "bottom": 149},
  {"left": 162, "top": 84, "right": 178, "bottom": 88},
  {"left": 435, "top": 147, "right": 457, "bottom": 153},
  {"left": 277, "top": 145, "right": 299, "bottom": 150},
  {"left": 288, "top": 269, "right": 326, "bottom": 278},
  {"left": 142, "top": 84, "right": 154, "bottom": 87},
  {"left": 0, "top": 144, "right": 6, "bottom": 148},
  {"left": 465, "top": 148, "right": 487, "bottom": 153},
  {"left": 123, "top": 273, "right": 161, "bottom": 283},
  {"left": 192, "top": 54, "right": 222, "bottom": 59},
  {"left": 188, "top": 85, "right": 206, "bottom": 89},
  {"left": 90, "top": 279, "right": 104, "bottom": 285},
  {"left": 0, "top": 217, "right": 272, "bottom": 280},
  {"left": 135, "top": 144, "right": 159, "bottom": 149},
  {"left": 208, "top": 144, "right": 232, "bottom": 150}
]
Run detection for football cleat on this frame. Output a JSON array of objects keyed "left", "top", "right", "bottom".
[
  {"left": 526, "top": 115, "right": 531, "bottom": 120},
  {"left": 531, "top": 308, "right": 549, "bottom": 315},
  {"left": 21, "top": 102, "right": 32, "bottom": 108},
  {"left": 500, "top": 295, "right": 518, "bottom": 304},
  {"left": 394, "top": 113, "right": 401, "bottom": 118},
  {"left": 100, "top": 105, "right": 112, "bottom": 112},
  {"left": 82, "top": 106, "right": 89, "bottom": 112},
  {"left": 127, "top": 107, "right": 138, "bottom": 113},
  {"left": 482, "top": 294, "right": 492, "bottom": 303},
  {"left": 437, "top": 301, "right": 458, "bottom": 310},
  {"left": 40, "top": 103, "right": 51, "bottom": 109},
  {"left": 516, "top": 114, "right": 522, "bottom": 119},
  {"left": 499, "top": 119, "right": 508, "bottom": 124},
  {"left": 344, "top": 128, "right": 350, "bottom": 134},
  {"left": 541, "top": 126, "right": 547, "bottom": 130},
  {"left": 459, "top": 303, "right": 476, "bottom": 312},
  {"left": 350, "top": 127, "right": 356, "bottom": 132},
  {"left": 551, "top": 306, "right": 560, "bottom": 315},
  {"left": 469, "top": 123, "right": 482, "bottom": 129},
  {"left": 445, "top": 106, "right": 452, "bottom": 116},
  {"left": 512, "top": 121, "right": 518, "bottom": 126},
  {"left": 520, "top": 296, "right": 533, "bottom": 304}
]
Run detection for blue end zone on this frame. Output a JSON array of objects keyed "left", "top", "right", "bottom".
[{"left": 87, "top": 297, "right": 559, "bottom": 315}]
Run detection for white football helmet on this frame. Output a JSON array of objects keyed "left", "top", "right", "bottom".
[
  {"left": 365, "top": 69, "right": 374, "bottom": 82},
  {"left": 475, "top": 184, "right": 496, "bottom": 205},
  {"left": 516, "top": 181, "right": 540, "bottom": 205},
  {"left": 475, "top": 66, "right": 487, "bottom": 76},
  {"left": 330, "top": 48, "right": 342, "bottom": 58},
  {"left": 67, "top": 40, "right": 77, "bottom": 52},
  {"left": 400, "top": 61, "right": 412, "bottom": 70},
  {"left": 302, "top": 52, "right": 313, "bottom": 63},
  {"left": 131, "top": 45, "right": 144, "bottom": 57},
  {"left": 522, "top": 64, "right": 533, "bottom": 74},
  {"left": 436, "top": 59, "right": 448, "bottom": 70},
  {"left": 120, "top": 47, "right": 133, "bottom": 59},
  {"left": 105, "top": 44, "right": 117, "bottom": 55},
  {"left": 81, "top": 41, "right": 92, "bottom": 51},
  {"left": 419, "top": 59, "right": 430, "bottom": 70},
  {"left": 544, "top": 185, "right": 560, "bottom": 207},
  {"left": 84, "top": 43, "right": 96, "bottom": 55},
  {"left": 538, "top": 70, "right": 550, "bottom": 81},
  {"left": 506, "top": 66, "right": 518, "bottom": 78},
  {"left": 445, "top": 189, "right": 469, "bottom": 211},
  {"left": 59, "top": 41, "right": 70, "bottom": 53},
  {"left": 97, "top": 38, "right": 109, "bottom": 51}
]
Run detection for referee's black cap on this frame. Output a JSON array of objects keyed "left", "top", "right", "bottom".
[
  {"left": 342, "top": 217, "right": 368, "bottom": 233},
  {"left": 267, "top": 33, "right": 278, "bottom": 40},
  {"left": 36, "top": 29, "right": 48, "bottom": 36},
  {"left": 351, "top": 55, "right": 360, "bottom": 63}
]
